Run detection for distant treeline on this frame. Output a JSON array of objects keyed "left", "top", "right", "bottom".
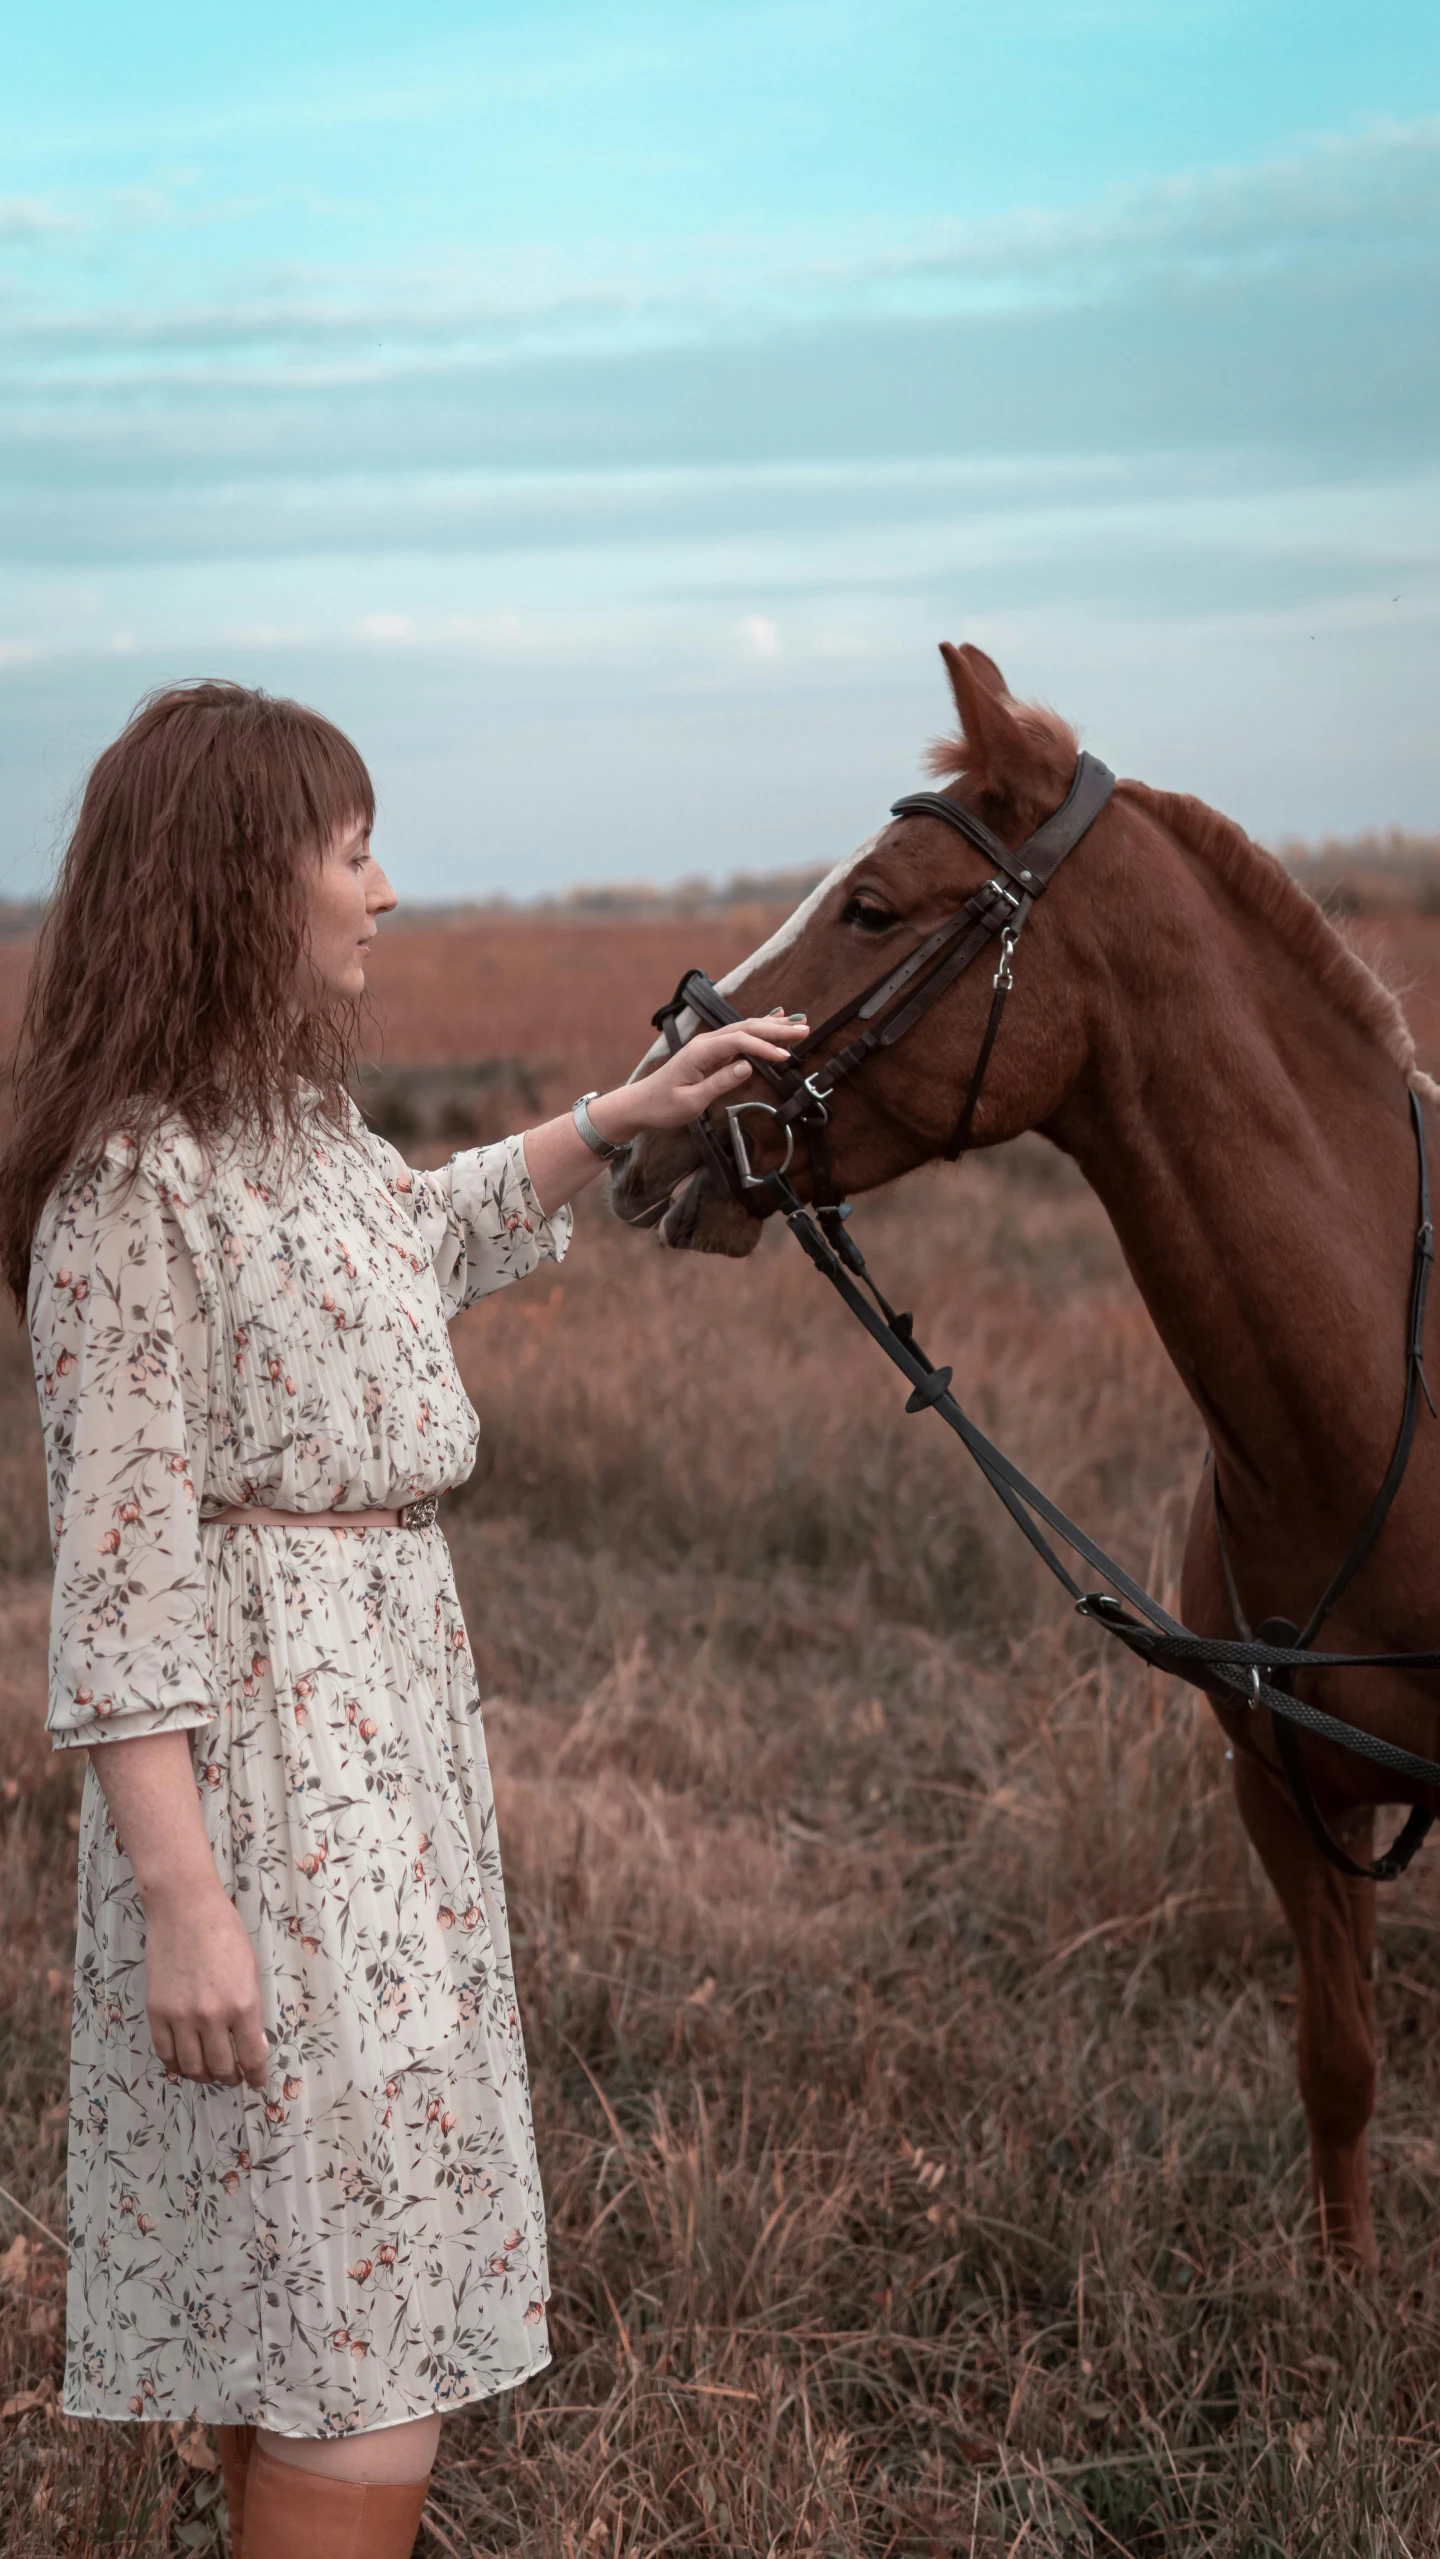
[
  {"left": 1277, "top": 831, "right": 1440, "bottom": 918},
  {"left": 359, "top": 830, "right": 1440, "bottom": 922},
  {"left": 0, "top": 831, "right": 1436, "bottom": 934},
  {"left": 399, "top": 832, "right": 1440, "bottom": 922}
]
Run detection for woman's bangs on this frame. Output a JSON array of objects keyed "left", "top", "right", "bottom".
[{"left": 292, "top": 712, "right": 376, "bottom": 849}]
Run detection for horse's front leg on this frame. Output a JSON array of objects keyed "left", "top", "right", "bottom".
[{"left": 1231, "top": 1747, "right": 1378, "bottom": 2265}]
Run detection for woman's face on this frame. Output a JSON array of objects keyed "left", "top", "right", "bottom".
[{"left": 305, "top": 815, "right": 398, "bottom": 1002}]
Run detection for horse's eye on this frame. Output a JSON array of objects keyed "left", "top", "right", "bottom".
[{"left": 841, "top": 894, "right": 899, "bottom": 934}]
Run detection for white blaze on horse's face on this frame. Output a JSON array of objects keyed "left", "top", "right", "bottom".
[
  {"left": 716, "top": 835, "right": 878, "bottom": 1006},
  {"left": 626, "top": 837, "right": 877, "bottom": 1080}
]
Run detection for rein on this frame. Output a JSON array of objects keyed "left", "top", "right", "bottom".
[{"left": 647, "top": 761, "right": 1440, "bottom": 1885}]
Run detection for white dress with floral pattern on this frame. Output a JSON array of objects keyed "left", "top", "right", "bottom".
[{"left": 29, "top": 1107, "right": 571, "bottom": 2436}]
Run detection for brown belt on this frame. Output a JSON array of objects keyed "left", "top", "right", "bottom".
[{"left": 203, "top": 1496, "right": 440, "bottom": 1532}]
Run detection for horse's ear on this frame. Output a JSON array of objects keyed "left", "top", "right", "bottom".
[
  {"left": 937, "top": 640, "right": 1070, "bottom": 802},
  {"left": 939, "top": 642, "right": 1018, "bottom": 783},
  {"left": 941, "top": 641, "right": 1008, "bottom": 705}
]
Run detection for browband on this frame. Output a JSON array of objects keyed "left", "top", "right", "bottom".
[{"left": 890, "top": 750, "right": 1115, "bottom": 892}]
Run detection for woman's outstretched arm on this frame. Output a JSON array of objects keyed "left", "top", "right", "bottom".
[{"left": 521, "top": 1012, "right": 807, "bottom": 1214}]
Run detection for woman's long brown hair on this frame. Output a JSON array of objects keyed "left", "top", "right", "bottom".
[{"left": 0, "top": 680, "right": 375, "bottom": 1310}]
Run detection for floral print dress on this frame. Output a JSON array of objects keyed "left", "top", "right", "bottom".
[{"left": 29, "top": 1106, "right": 571, "bottom": 2436}]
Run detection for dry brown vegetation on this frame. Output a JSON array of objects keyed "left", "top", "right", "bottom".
[{"left": 5, "top": 914, "right": 1440, "bottom": 2553}]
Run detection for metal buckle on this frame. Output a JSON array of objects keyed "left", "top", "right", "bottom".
[
  {"left": 724, "top": 1102, "right": 796, "bottom": 1189},
  {"left": 400, "top": 1494, "right": 439, "bottom": 1531},
  {"left": 801, "top": 1074, "right": 833, "bottom": 1113}
]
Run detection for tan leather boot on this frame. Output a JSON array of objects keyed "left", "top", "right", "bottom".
[
  {"left": 240, "top": 2442, "right": 430, "bottom": 2559},
  {"left": 217, "top": 2425, "right": 256, "bottom": 2558}
]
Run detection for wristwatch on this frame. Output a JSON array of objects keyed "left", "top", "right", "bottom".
[{"left": 572, "top": 1092, "right": 625, "bottom": 1160}]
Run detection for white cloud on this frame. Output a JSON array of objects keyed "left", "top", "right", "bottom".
[
  {"left": 737, "top": 613, "right": 781, "bottom": 659},
  {"left": 0, "top": 104, "right": 1435, "bottom": 887},
  {"left": 5, "top": 114, "right": 1438, "bottom": 381},
  {"left": 777, "top": 118, "right": 1440, "bottom": 339},
  {"left": 106, "top": 186, "right": 179, "bottom": 231},
  {"left": 0, "top": 196, "right": 76, "bottom": 240}
]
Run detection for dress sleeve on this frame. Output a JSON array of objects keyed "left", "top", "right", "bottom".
[
  {"left": 31, "top": 1150, "right": 220, "bottom": 1750},
  {"left": 372, "top": 1125, "right": 573, "bottom": 1318}
]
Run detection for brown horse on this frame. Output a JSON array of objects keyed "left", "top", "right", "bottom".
[{"left": 612, "top": 640, "right": 1440, "bottom": 2266}]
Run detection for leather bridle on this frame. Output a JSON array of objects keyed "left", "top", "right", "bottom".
[
  {"left": 641, "top": 753, "right": 1440, "bottom": 1885},
  {"left": 651, "top": 751, "right": 1117, "bottom": 1229}
]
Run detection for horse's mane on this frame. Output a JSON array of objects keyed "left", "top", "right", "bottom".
[
  {"left": 1128, "top": 782, "right": 1416, "bottom": 1079},
  {"left": 927, "top": 710, "right": 1417, "bottom": 1080}
]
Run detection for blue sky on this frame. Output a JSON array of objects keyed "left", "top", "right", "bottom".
[{"left": 2, "top": 0, "right": 1437, "bottom": 897}]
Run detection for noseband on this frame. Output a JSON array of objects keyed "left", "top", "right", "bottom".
[
  {"left": 641, "top": 754, "right": 1440, "bottom": 1885},
  {"left": 650, "top": 751, "right": 1117, "bottom": 1225}
]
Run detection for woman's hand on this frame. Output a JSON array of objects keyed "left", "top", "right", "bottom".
[
  {"left": 521, "top": 1013, "right": 811, "bottom": 1213},
  {"left": 615, "top": 1013, "right": 809, "bottom": 1138},
  {"left": 142, "top": 1880, "right": 271, "bottom": 2089},
  {"left": 88, "top": 1727, "right": 270, "bottom": 2089}
]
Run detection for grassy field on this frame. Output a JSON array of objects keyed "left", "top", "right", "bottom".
[{"left": 5, "top": 909, "right": 1440, "bottom": 2553}]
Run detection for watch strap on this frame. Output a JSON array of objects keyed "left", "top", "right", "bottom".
[{"left": 572, "top": 1092, "right": 623, "bottom": 1160}]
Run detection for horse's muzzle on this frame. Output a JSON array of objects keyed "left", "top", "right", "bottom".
[
  {"left": 607, "top": 1129, "right": 694, "bottom": 1230},
  {"left": 608, "top": 1131, "right": 763, "bottom": 1256}
]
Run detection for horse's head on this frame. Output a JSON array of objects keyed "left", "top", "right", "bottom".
[{"left": 611, "top": 642, "right": 1113, "bottom": 1253}]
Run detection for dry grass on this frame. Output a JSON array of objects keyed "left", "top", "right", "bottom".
[{"left": 4, "top": 922, "right": 1440, "bottom": 2550}]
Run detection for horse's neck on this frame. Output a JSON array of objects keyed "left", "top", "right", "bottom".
[{"left": 1050, "top": 872, "right": 1423, "bottom": 1563}]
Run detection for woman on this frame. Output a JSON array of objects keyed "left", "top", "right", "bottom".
[{"left": 0, "top": 682, "right": 804, "bottom": 2559}]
